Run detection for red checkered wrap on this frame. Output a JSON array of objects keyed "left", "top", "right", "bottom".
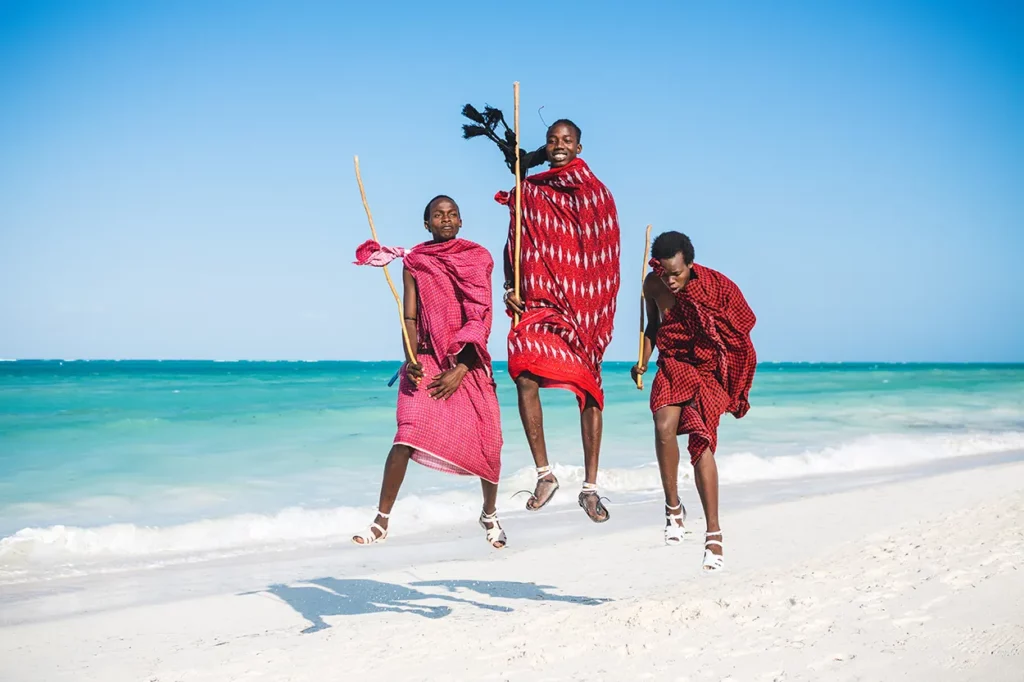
[
  {"left": 353, "top": 240, "right": 408, "bottom": 267},
  {"left": 396, "top": 239, "right": 503, "bottom": 483},
  {"left": 649, "top": 262, "right": 757, "bottom": 464},
  {"left": 495, "top": 158, "right": 621, "bottom": 410}
]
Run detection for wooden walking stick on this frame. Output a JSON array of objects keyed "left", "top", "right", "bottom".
[
  {"left": 512, "top": 81, "right": 523, "bottom": 327},
  {"left": 636, "top": 224, "right": 652, "bottom": 390},
  {"left": 353, "top": 155, "right": 418, "bottom": 369}
]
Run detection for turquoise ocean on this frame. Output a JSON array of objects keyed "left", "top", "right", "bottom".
[{"left": 2, "top": 360, "right": 1022, "bottom": 583}]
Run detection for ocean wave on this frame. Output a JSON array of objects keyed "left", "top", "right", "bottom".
[
  {"left": 714, "top": 431, "right": 1024, "bottom": 484},
  {"left": 0, "top": 493, "right": 484, "bottom": 582},
  {"left": 2, "top": 430, "right": 1021, "bottom": 578},
  {"left": 511, "top": 431, "right": 1024, "bottom": 491}
]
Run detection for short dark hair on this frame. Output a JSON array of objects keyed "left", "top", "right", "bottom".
[
  {"left": 651, "top": 231, "right": 695, "bottom": 264},
  {"left": 548, "top": 119, "right": 582, "bottom": 142},
  {"left": 423, "top": 195, "right": 457, "bottom": 222}
]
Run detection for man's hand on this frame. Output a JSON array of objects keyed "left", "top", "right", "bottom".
[
  {"left": 406, "top": 361, "right": 424, "bottom": 385},
  {"left": 428, "top": 364, "right": 469, "bottom": 400},
  {"left": 504, "top": 289, "right": 525, "bottom": 316},
  {"left": 630, "top": 363, "right": 647, "bottom": 386}
]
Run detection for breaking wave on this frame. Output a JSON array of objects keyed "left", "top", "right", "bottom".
[{"left": 2, "top": 430, "right": 1021, "bottom": 582}]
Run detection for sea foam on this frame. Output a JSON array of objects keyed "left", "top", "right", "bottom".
[{"left": 2, "top": 430, "right": 1021, "bottom": 582}]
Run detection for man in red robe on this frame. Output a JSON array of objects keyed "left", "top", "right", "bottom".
[
  {"left": 351, "top": 196, "right": 506, "bottom": 549},
  {"left": 495, "top": 119, "right": 621, "bottom": 522},
  {"left": 633, "top": 231, "right": 757, "bottom": 571}
]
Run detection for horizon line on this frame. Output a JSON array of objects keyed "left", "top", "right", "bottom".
[{"left": 3, "top": 358, "right": 1022, "bottom": 365}]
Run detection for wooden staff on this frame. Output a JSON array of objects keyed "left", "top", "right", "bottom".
[
  {"left": 636, "top": 224, "right": 652, "bottom": 390},
  {"left": 512, "top": 81, "right": 523, "bottom": 327},
  {"left": 353, "top": 155, "right": 418, "bottom": 367}
]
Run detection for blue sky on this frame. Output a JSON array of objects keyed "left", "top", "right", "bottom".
[{"left": 1, "top": 0, "right": 1021, "bottom": 361}]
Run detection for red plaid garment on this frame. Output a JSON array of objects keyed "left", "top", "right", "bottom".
[
  {"left": 353, "top": 240, "right": 408, "bottom": 267},
  {"left": 649, "top": 262, "right": 757, "bottom": 463},
  {"left": 391, "top": 239, "right": 502, "bottom": 483},
  {"left": 496, "top": 158, "right": 621, "bottom": 410}
]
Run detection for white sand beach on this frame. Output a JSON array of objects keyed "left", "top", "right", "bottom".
[{"left": 2, "top": 456, "right": 1023, "bottom": 682}]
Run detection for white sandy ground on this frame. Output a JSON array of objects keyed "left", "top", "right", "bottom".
[{"left": 1, "top": 459, "right": 1023, "bottom": 682}]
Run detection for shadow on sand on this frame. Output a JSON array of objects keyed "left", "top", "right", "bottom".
[
  {"left": 247, "top": 578, "right": 611, "bottom": 634},
  {"left": 410, "top": 579, "right": 610, "bottom": 606}
]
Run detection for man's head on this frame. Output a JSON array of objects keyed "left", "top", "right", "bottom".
[
  {"left": 423, "top": 195, "right": 462, "bottom": 242},
  {"left": 651, "top": 231, "right": 695, "bottom": 293},
  {"left": 546, "top": 119, "right": 582, "bottom": 168}
]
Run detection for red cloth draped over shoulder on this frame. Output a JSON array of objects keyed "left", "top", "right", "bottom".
[
  {"left": 357, "top": 238, "right": 503, "bottom": 483},
  {"left": 649, "top": 261, "right": 757, "bottom": 463},
  {"left": 495, "top": 158, "right": 621, "bottom": 410}
]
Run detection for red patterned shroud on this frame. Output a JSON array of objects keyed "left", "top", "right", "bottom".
[{"left": 495, "top": 158, "right": 621, "bottom": 410}]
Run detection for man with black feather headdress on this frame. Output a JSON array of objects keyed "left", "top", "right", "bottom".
[{"left": 462, "top": 105, "right": 621, "bottom": 523}]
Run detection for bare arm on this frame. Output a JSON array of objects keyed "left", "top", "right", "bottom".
[
  {"left": 633, "top": 274, "right": 663, "bottom": 383},
  {"left": 501, "top": 244, "right": 525, "bottom": 315},
  {"left": 426, "top": 330, "right": 475, "bottom": 401},
  {"left": 641, "top": 274, "right": 663, "bottom": 369},
  {"left": 503, "top": 245, "right": 514, "bottom": 288},
  {"left": 402, "top": 266, "right": 422, "bottom": 382},
  {"left": 455, "top": 344, "right": 476, "bottom": 370}
]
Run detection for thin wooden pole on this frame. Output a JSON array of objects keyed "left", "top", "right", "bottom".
[
  {"left": 636, "top": 224, "right": 652, "bottom": 390},
  {"left": 512, "top": 81, "right": 522, "bottom": 328},
  {"left": 353, "top": 155, "right": 417, "bottom": 366}
]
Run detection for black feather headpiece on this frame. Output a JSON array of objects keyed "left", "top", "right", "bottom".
[{"left": 460, "top": 102, "right": 548, "bottom": 178}]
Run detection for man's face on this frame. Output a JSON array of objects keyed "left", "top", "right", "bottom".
[
  {"left": 657, "top": 253, "right": 692, "bottom": 293},
  {"left": 424, "top": 198, "right": 462, "bottom": 242},
  {"left": 546, "top": 123, "right": 581, "bottom": 168}
]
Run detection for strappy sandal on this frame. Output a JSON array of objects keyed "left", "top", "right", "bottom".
[
  {"left": 520, "top": 465, "right": 559, "bottom": 511},
  {"left": 351, "top": 510, "right": 389, "bottom": 545},
  {"left": 578, "top": 483, "right": 610, "bottom": 523},
  {"left": 479, "top": 510, "right": 507, "bottom": 549},
  {"left": 702, "top": 530, "right": 724, "bottom": 571},
  {"left": 664, "top": 501, "right": 687, "bottom": 545}
]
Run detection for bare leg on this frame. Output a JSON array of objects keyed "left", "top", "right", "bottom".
[
  {"left": 516, "top": 372, "right": 558, "bottom": 510},
  {"left": 481, "top": 479, "right": 499, "bottom": 516},
  {"left": 579, "top": 394, "right": 609, "bottom": 521},
  {"left": 352, "top": 444, "right": 412, "bottom": 544},
  {"left": 580, "top": 394, "right": 603, "bottom": 485},
  {"left": 516, "top": 372, "right": 549, "bottom": 468},
  {"left": 693, "top": 448, "right": 722, "bottom": 559},
  {"left": 479, "top": 478, "right": 506, "bottom": 548},
  {"left": 654, "top": 405, "right": 685, "bottom": 531}
]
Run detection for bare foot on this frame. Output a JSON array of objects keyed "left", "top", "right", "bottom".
[
  {"left": 703, "top": 529, "right": 724, "bottom": 570},
  {"left": 351, "top": 513, "right": 389, "bottom": 545},
  {"left": 578, "top": 491, "right": 610, "bottom": 523},
  {"left": 526, "top": 474, "right": 559, "bottom": 511},
  {"left": 479, "top": 512, "right": 507, "bottom": 549},
  {"left": 664, "top": 503, "right": 687, "bottom": 544},
  {"left": 665, "top": 504, "right": 686, "bottom": 531}
]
